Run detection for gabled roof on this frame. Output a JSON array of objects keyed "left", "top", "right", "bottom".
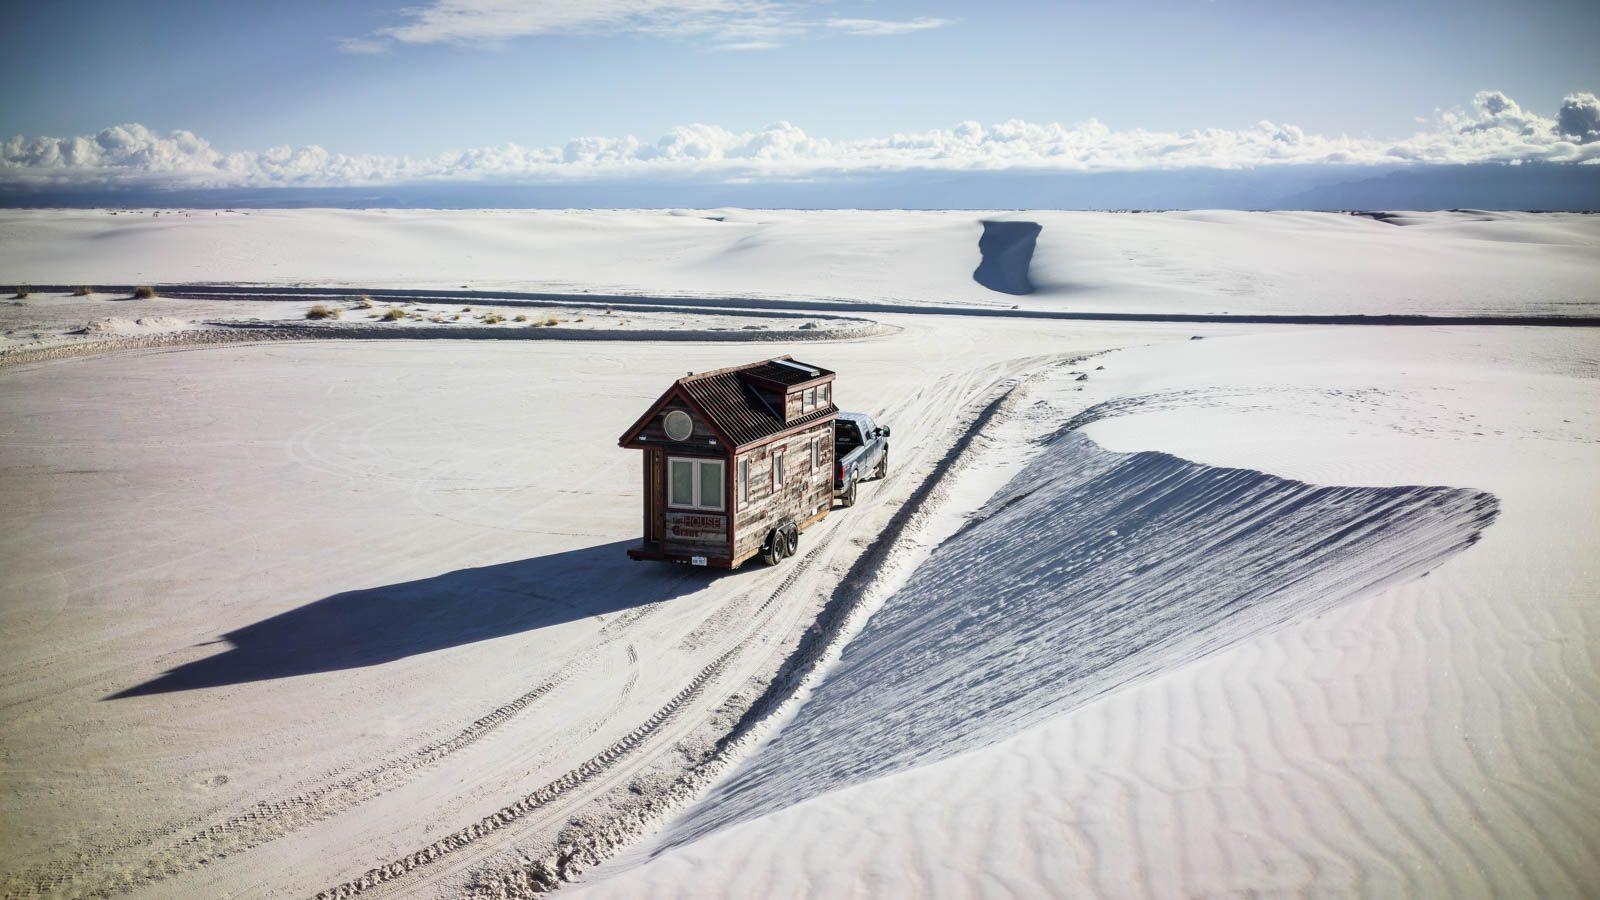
[{"left": 619, "top": 356, "right": 837, "bottom": 450}]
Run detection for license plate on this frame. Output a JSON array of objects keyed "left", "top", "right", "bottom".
[{"left": 691, "top": 555, "right": 707, "bottom": 566}]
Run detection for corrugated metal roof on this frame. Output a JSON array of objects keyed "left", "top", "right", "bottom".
[{"left": 678, "top": 358, "right": 836, "bottom": 448}]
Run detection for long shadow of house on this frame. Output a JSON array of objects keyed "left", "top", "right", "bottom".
[{"left": 110, "top": 539, "right": 706, "bottom": 698}]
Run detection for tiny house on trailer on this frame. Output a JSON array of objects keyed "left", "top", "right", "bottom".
[{"left": 618, "top": 356, "right": 838, "bottom": 568}]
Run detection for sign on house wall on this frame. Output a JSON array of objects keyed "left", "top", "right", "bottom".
[{"left": 666, "top": 511, "right": 726, "bottom": 548}]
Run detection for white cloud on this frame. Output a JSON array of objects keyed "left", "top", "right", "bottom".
[
  {"left": 5, "top": 91, "right": 1598, "bottom": 191},
  {"left": 824, "top": 17, "right": 953, "bottom": 36},
  {"left": 1557, "top": 92, "right": 1600, "bottom": 144},
  {"left": 336, "top": 37, "right": 390, "bottom": 54},
  {"left": 341, "top": 0, "right": 951, "bottom": 52},
  {"left": 375, "top": 0, "right": 774, "bottom": 44}
]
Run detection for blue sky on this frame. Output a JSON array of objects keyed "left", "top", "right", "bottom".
[{"left": 2, "top": 0, "right": 1598, "bottom": 194}]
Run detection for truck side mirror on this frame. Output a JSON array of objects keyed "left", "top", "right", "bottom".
[{"left": 879, "top": 426, "right": 891, "bottom": 437}]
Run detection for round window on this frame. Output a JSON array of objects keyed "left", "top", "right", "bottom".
[{"left": 663, "top": 409, "right": 694, "bottom": 442}]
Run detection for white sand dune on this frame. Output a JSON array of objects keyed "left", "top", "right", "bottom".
[
  {"left": 77, "top": 315, "right": 189, "bottom": 334},
  {"left": 628, "top": 431, "right": 1499, "bottom": 854},
  {"left": 3, "top": 208, "right": 1598, "bottom": 316},
  {"left": 0, "top": 210, "right": 1597, "bottom": 898}
]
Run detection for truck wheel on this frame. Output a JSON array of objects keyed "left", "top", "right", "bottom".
[
  {"left": 839, "top": 479, "right": 857, "bottom": 508},
  {"left": 875, "top": 450, "right": 888, "bottom": 480}
]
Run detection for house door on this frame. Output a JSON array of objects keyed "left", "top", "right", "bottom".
[{"left": 648, "top": 450, "right": 665, "bottom": 542}]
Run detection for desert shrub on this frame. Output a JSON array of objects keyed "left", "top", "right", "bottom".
[
  {"left": 12, "top": 286, "right": 29, "bottom": 299},
  {"left": 355, "top": 295, "right": 375, "bottom": 309},
  {"left": 305, "top": 304, "right": 341, "bottom": 320},
  {"left": 575, "top": 316, "right": 585, "bottom": 322},
  {"left": 482, "top": 313, "right": 504, "bottom": 324},
  {"left": 461, "top": 306, "right": 473, "bottom": 312},
  {"left": 380, "top": 307, "right": 405, "bottom": 321},
  {"left": 542, "top": 316, "right": 560, "bottom": 327},
  {"left": 513, "top": 314, "right": 528, "bottom": 322},
  {"left": 133, "top": 285, "right": 157, "bottom": 299},
  {"left": 72, "top": 286, "right": 94, "bottom": 297}
]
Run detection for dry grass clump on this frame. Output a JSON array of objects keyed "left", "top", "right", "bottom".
[
  {"left": 355, "top": 295, "right": 375, "bottom": 309},
  {"left": 513, "top": 314, "right": 528, "bottom": 322},
  {"left": 541, "top": 316, "right": 560, "bottom": 327},
  {"left": 72, "top": 286, "right": 95, "bottom": 297},
  {"left": 305, "top": 304, "right": 341, "bottom": 320},
  {"left": 380, "top": 307, "right": 405, "bottom": 321},
  {"left": 482, "top": 313, "right": 504, "bottom": 324},
  {"left": 132, "top": 285, "right": 157, "bottom": 299},
  {"left": 12, "top": 286, "right": 29, "bottom": 299},
  {"left": 461, "top": 306, "right": 473, "bottom": 312}
]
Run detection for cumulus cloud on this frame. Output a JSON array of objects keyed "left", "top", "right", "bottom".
[
  {"left": 5, "top": 91, "right": 1598, "bottom": 191},
  {"left": 342, "top": 0, "right": 951, "bottom": 52},
  {"left": 1557, "top": 92, "right": 1600, "bottom": 144}
]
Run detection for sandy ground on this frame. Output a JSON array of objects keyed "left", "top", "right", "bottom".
[
  {"left": 0, "top": 309, "right": 1197, "bottom": 897},
  {"left": 0, "top": 291, "right": 873, "bottom": 362},
  {"left": 1, "top": 209, "right": 1598, "bottom": 898}
]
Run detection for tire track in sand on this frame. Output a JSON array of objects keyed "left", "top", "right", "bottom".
[
  {"left": 312, "top": 648, "right": 739, "bottom": 899},
  {"left": 8, "top": 605, "right": 660, "bottom": 899},
  {"left": 348, "top": 514, "right": 849, "bottom": 898}
]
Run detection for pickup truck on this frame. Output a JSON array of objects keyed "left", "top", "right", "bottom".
[{"left": 834, "top": 412, "right": 890, "bottom": 507}]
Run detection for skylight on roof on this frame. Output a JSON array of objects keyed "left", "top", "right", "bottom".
[{"left": 772, "top": 359, "right": 820, "bottom": 377}]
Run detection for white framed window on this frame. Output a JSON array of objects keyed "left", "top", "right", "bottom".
[
  {"left": 668, "top": 457, "right": 725, "bottom": 511},
  {"left": 771, "top": 448, "right": 786, "bottom": 490},
  {"left": 820, "top": 383, "right": 831, "bottom": 405},
  {"left": 738, "top": 458, "right": 750, "bottom": 506}
]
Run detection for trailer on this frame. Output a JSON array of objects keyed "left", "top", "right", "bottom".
[{"left": 618, "top": 356, "right": 838, "bottom": 568}]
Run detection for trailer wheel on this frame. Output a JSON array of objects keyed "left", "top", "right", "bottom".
[
  {"left": 785, "top": 524, "right": 799, "bottom": 556},
  {"left": 760, "top": 523, "right": 792, "bottom": 566},
  {"left": 838, "top": 479, "right": 857, "bottom": 508}
]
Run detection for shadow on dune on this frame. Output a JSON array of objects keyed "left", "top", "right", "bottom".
[
  {"left": 973, "top": 220, "right": 1042, "bottom": 295},
  {"left": 652, "top": 431, "right": 1500, "bottom": 852},
  {"left": 109, "top": 539, "right": 706, "bottom": 699}
]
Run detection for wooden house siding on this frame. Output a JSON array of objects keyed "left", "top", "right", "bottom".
[{"left": 731, "top": 419, "right": 834, "bottom": 561}]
